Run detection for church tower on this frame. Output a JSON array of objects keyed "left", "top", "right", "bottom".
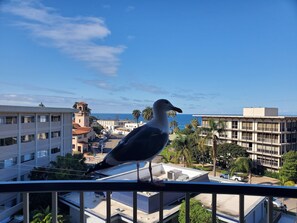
[{"left": 73, "top": 102, "right": 90, "bottom": 127}]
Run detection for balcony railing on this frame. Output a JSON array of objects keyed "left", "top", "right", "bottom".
[{"left": 1, "top": 180, "right": 297, "bottom": 223}]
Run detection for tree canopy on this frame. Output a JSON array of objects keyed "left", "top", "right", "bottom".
[
  {"left": 29, "top": 153, "right": 89, "bottom": 181},
  {"left": 280, "top": 151, "right": 297, "bottom": 183},
  {"left": 217, "top": 143, "right": 248, "bottom": 168},
  {"left": 142, "top": 106, "right": 153, "bottom": 121},
  {"left": 179, "top": 199, "right": 213, "bottom": 223}
]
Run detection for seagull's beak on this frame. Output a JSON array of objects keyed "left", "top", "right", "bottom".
[{"left": 172, "top": 106, "right": 183, "bottom": 113}]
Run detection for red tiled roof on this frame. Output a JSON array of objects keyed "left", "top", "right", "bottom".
[{"left": 72, "top": 127, "right": 92, "bottom": 135}]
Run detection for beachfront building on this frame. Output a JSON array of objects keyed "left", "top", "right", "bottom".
[
  {"left": 195, "top": 107, "right": 297, "bottom": 171},
  {"left": 0, "top": 104, "right": 74, "bottom": 222},
  {"left": 60, "top": 163, "right": 265, "bottom": 223},
  {"left": 72, "top": 102, "right": 95, "bottom": 154}
]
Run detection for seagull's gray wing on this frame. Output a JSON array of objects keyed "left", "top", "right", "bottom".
[{"left": 107, "top": 125, "right": 168, "bottom": 163}]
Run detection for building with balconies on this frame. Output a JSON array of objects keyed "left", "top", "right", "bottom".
[
  {"left": 0, "top": 105, "right": 75, "bottom": 222},
  {"left": 194, "top": 107, "right": 297, "bottom": 171}
]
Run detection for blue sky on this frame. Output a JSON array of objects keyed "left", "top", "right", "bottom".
[{"left": 0, "top": 0, "right": 296, "bottom": 114}]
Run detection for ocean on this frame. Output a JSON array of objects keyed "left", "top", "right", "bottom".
[{"left": 92, "top": 113, "right": 200, "bottom": 129}]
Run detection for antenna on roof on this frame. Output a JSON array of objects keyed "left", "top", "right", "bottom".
[{"left": 39, "top": 102, "right": 45, "bottom": 107}]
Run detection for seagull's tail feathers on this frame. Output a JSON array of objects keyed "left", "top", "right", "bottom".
[{"left": 85, "top": 160, "right": 114, "bottom": 175}]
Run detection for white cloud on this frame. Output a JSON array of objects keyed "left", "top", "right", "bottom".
[{"left": 2, "top": 0, "right": 125, "bottom": 76}]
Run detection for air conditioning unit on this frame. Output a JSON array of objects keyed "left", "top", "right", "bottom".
[
  {"left": 167, "top": 169, "right": 182, "bottom": 180},
  {"left": 176, "top": 174, "right": 189, "bottom": 181}
]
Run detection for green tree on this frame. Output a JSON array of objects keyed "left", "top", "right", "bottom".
[
  {"left": 142, "top": 106, "right": 153, "bottom": 121},
  {"left": 167, "top": 110, "right": 177, "bottom": 118},
  {"left": 29, "top": 153, "right": 89, "bottom": 180},
  {"left": 280, "top": 151, "right": 297, "bottom": 183},
  {"left": 230, "top": 157, "right": 253, "bottom": 183},
  {"left": 160, "top": 146, "right": 175, "bottom": 163},
  {"left": 92, "top": 124, "right": 104, "bottom": 135},
  {"left": 31, "top": 206, "right": 65, "bottom": 223},
  {"left": 170, "top": 120, "right": 178, "bottom": 132},
  {"left": 89, "top": 115, "right": 98, "bottom": 125},
  {"left": 172, "top": 134, "right": 193, "bottom": 167},
  {"left": 179, "top": 199, "right": 213, "bottom": 223},
  {"left": 132, "top": 109, "right": 141, "bottom": 127},
  {"left": 217, "top": 143, "right": 248, "bottom": 169},
  {"left": 203, "top": 119, "right": 225, "bottom": 177},
  {"left": 191, "top": 118, "right": 199, "bottom": 130}
]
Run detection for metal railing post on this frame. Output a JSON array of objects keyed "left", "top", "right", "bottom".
[
  {"left": 80, "top": 192, "right": 85, "bottom": 223},
  {"left": 52, "top": 192, "right": 58, "bottom": 223},
  {"left": 212, "top": 193, "right": 217, "bottom": 223},
  {"left": 23, "top": 192, "right": 29, "bottom": 223},
  {"left": 133, "top": 191, "right": 138, "bottom": 223},
  {"left": 106, "top": 191, "right": 111, "bottom": 223},
  {"left": 159, "top": 191, "right": 164, "bottom": 223},
  {"left": 185, "top": 192, "right": 190, "bottom": 223},
  {"left": 267, "top": 196, "right": 273, "bottom": 223},
  {"left": 239, "top": 194, "right": 244, "bottom": 223}
]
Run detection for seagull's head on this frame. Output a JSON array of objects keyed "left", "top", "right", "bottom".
[{"left": 153, "top": 99, "right": 183, "bottom": 114}]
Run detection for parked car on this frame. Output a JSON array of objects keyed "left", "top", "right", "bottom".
[
  {"left": 265, "top": 197, "right": 283, "bottom": 208},
  {"left": 230, "top": 175, "right": 243, "bottom": 182},
  {"left": 220, "top": 173, "right": 229, "bottom": 179}
]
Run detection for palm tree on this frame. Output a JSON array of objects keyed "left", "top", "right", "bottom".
[
  {"left": 203, "top": 119, "right": 225, "bottom": 177},
  {"left": 142, "top": 106, "right": 153, "bottom": 121},
  {"left": 191, "top": 118, "right": 199, "bottom": 130},
  {"left": 172, "top": 134, "right": 192, "bottom": 167},
  {"left": 31, "top": 206, "right": 65, "bottom": 223},
  {"left": 167, "top": 110, "right": 177, "bottom": 118},
  {"left": 230, "top": 157, "right": 252, "bottom": 184},
  {"left": 132, "top": 109, "right": 141, "bottom": 127},
  {"left": 170, "top": 120, "right": 178, "bottom": 132}
]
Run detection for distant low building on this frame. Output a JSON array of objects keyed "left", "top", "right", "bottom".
[{"left": 195, "top": 107, "right": 297, "bottom": 171}]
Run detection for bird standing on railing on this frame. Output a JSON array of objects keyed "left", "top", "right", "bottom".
[{"left": 85, "top": 99, "right": 182, "bottom": 182}]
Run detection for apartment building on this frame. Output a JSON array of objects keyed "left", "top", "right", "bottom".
[
  {"left": 195, "top": 107, "right": 297, "bottom": 171},
  {"left": 0, "top": 105, "right": 75, "bottom": 223}
]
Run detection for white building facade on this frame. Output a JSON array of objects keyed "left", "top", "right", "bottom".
[
  {"left": 0, "top": 105, "right": 75, "bottom": 222},
  {"left": 195, "top": 107, "right": 297, "bottom": 171}
]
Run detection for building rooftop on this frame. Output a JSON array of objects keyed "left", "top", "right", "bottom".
[
  {"left": 60, "top": 163, "right": 265, "bottom": 222},
  {"left": 0, "top": 105, "right": 76, "bottom": 113}
]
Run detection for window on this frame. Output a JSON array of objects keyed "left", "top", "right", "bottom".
[
  {"left": 242, "top": 121, "right": 253, "bottom": 130},
  {"left": 21, "top": 115, "right": 35, "bottom": 123},
  {"left": 21, "top": 134, "right": 35, "bottom": 143},
  {"left": 232, "top": 121, "right": 238, "bottom": 129},
  {"left": 38, "top": 115, "right": 49, "bottom": 122},
  {"left": 37, "top": 132, "right": 49, "bottom": 140},
  {"left": 51, "top": 115, "right": 61, "bottom": 122},
  {"left": 21, "top": 153, "right": 35, "bottom": 163},
  {"left": 0, "top": 137, "right": 17, "bottom": 146},
  {"left": 51, "top": 147, "right": 60, "bottom": 154},
  {"left": 51, "top": 131, "right": 61, "bottom": 138},
  {"left": 0, "top": 157, "right": 17, "bottom": 169},
  {"left": 242, "top": 132, "right": 252, "bottom": 140},
  {"left": 37, "top": 150, "right": 48, "bottom": 158},
  {"left": 231, "top": 131, "right": 238, "bottom": 139},
  {"left": 0, "top": 116, "right": 17, "bottom": 124}
]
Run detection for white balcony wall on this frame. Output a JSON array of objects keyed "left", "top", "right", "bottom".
[
  {"left": 0, "top": 145, "right": 18, "bottom": 160},
  {"left": 0, "top": 124, "right": 17, "bottom": 137},
  {"left": 21, "top": 123, "right": 35, "bottom": 134},
  {"left": 20, "top": 141, "right": 35, "bottom": 155},
  {"left": 51, "top": 121, "right": 61, "bottom": 129},
  {"left": 37, "top": 139, "right": 50, "bottom": 149}
]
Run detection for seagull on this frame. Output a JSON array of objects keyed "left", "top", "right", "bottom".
[{"left": 85, "top": 99, "right": 182, "bottom": 182}]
